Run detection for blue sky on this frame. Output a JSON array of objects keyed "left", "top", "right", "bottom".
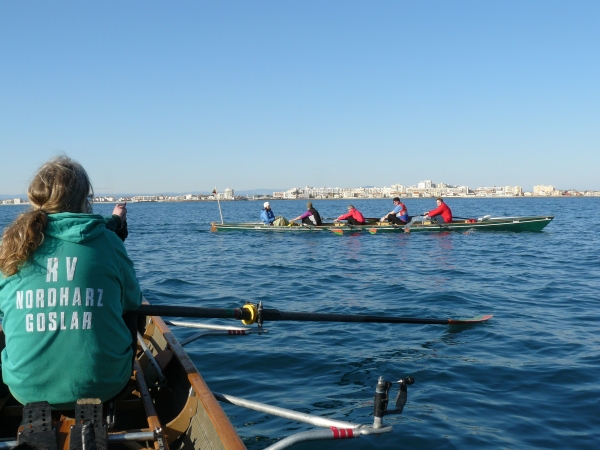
[{"left": 1, "top": 1, "right": 598, "bottom": 196}]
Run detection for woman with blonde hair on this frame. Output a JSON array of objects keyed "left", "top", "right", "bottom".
[{"left": 0, "top": 155, "right": 142, "bottom": 408}]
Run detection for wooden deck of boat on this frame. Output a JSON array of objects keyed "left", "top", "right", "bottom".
[{"left": 147, "top": 315, "right": 246, "bottom": 450}]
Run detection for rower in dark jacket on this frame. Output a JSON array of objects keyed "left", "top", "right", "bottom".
[{"left": 290, "top": 202, "right": 322, "bottom": 226}]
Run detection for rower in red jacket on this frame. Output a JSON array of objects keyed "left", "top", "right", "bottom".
[
  {"left": 335, "top": 204, "right": 366, "bottom": 225},
  {"left": 425, "top": 198, "right": 453, "bottom": 224}
]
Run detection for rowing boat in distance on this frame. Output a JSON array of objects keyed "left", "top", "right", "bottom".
[{"left": 211, "top": 215, "right": 554, "bottom": 234}]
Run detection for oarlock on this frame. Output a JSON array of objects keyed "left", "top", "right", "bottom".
[{"left": 373, "top": 376, "right": 415, "bottom": 429}]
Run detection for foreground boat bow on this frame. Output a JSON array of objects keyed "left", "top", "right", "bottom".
[
  {"left": 0, "top": 308, "right": 415, "bottom": 450},
  {"left": 0, "top": 314, "right": 245, "bottom": 450}
]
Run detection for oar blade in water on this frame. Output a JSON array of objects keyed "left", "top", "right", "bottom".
[{"left": 448, "top": 314, "right": 493, "bottom": 324}]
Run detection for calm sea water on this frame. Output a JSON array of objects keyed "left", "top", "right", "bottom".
[{"left": 1, "top": 198, "right": 598, "bottom": 449}]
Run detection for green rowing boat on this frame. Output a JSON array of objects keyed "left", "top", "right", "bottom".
[{"left": 211, "top": 215, "right": 554, "bottom": 234}]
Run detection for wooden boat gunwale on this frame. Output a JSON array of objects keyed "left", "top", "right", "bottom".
[{"left": 148, "top": 314, "right": 246, "bottom": 449}]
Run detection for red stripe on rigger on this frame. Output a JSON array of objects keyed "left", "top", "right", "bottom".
[{"left": 331, "top": 428, "right": 354, "bottom": 439}]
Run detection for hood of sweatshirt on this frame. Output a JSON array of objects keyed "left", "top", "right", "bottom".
[{"left": 44, "top": 213, "right": 106, "bottom": 244}]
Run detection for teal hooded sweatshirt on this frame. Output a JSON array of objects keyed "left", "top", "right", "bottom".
[{"left": 0, "top": 213, "right": 142, "bottom": 408}]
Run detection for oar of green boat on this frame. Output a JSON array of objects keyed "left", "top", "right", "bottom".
[
  {"left": 129, "top": 304, "right": 493, "bottom": 326},
  {"left": 451, "top": 215, "right": 489, "bottom": 221},
  {"left": 438, "top": 221, "right": 471, "bottom": 235},
  {"left": 370, "top": 215, "right": 421, "bottom": 234},
  {"left": 329, "top": 222, "right": 365, "bottom": 235},
  {"left": 402, "top": 215, "right": 424, "bottom": 233},
  {"left": 421, "top": 214, "right": 469, "bottom": 235}
]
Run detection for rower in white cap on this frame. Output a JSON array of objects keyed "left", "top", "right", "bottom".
[{"left": 260, "top": 201, "right": 276, "bottom": 225}]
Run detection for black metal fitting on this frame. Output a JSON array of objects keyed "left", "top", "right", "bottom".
[
  {"left": 373, "top": 376, "right": 415, "bottom": 419},
  {"left": 69, "top": 399, "right": 108, "bottom": 450},
  {"left": 17, "top": 401, "right": 58, "bottom": 450},
  {"left": 394, "top": 376, "right": 415, "bottom": 414},
  {"left": 257, "top": 301, "right": 264, "bottom": 334},
  {"left": 373, "top": 376, "right": 393, "bottom": 420}
]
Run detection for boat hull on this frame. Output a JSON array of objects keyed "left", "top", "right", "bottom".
[
  {"left": 370, "top": 216, "right": 554, "bottom": 233},
  {"left": 211, "top": 216, "right": 554, "bottom": 234}
]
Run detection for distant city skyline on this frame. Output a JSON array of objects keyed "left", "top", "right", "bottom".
[
  {"left": 2, "top": 180, "right": 597, "bottom": 204},
  {"left": 2, "top": 2, "right": 599, "bottom": 195}
]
